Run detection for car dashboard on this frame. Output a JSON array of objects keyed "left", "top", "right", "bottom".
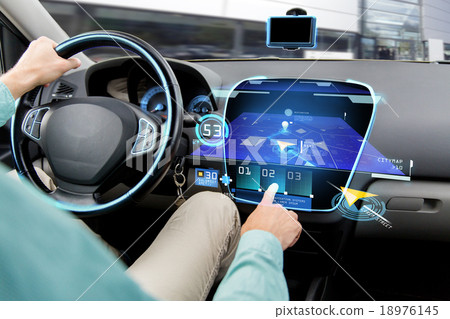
[{"left": 33, "top": 56, "right": 450, "bottom": 300}]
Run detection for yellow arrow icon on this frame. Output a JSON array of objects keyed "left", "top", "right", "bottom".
[
  {"left": 277, "top": 140, "right": 296, "bottom": 151},
  {"left": 340, "top": 187, "right": 378, "bottom": 207}
]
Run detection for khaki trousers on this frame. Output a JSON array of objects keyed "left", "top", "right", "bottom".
[
  {"left": 10, "top": 166, "right": 241, "bottom": 301},
  {"left": 127, "top": 191, "right": 241, "bottom": 300}
]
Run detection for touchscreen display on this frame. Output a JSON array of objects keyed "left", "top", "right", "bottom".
[
  {"left": 225, "top": 112, "right": 368, "bottom": 171},
  {"left": 223, "top": 79, "right": 376, "bottom": 211},
  {"left": 191, "top": 79, "right": 402, "bottom": 211}
]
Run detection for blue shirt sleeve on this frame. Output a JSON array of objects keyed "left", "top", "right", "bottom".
[
  {"left": 0, "top": 81, "right": 16, "bottom": 127},
  {"left": 213, "top": 230, "right": 289, "bottom": 301},
  {"left": 0, "top": 164, "right": 153, "bottom": 300}
]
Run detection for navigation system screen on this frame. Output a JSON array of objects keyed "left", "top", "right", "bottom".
[
  {"left": 225, "top": 112, "right": 369, "bottom": 211},
  {"left": 192, "top": 79, "right": 402, "bottom": 211},
  {"left": 227, "top": 112, "right": 367, "bottom": 171}
]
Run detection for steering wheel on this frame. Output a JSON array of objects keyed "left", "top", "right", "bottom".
[{"left": 10, "top": 31, "right": 183, "bottom": 216}]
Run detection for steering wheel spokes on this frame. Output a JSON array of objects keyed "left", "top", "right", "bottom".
[{"left": 11, "top": 31, "right": 183, "bottom": 215}]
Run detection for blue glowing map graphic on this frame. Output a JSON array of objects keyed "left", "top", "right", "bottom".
[{"left": 193, "top": 112, "right": 404, "bottom": 176}]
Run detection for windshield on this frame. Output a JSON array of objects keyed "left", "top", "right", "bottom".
[{"left": 40, "top": 0, "right": 448, "bottom": 62}]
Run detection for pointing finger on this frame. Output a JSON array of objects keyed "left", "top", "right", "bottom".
[{"left": 260, "top": 183, "right": 279, "bottom": 206}]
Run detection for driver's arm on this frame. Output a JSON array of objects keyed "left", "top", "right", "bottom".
[
  {"left": 214, "top": 184, "right": 302, "bottom": 301},
  {"left": 0, "top": 36, "right": 80, "bottom": 126},
  {"left": 0, "top": 163, "right": 152, "bottom": 300}
]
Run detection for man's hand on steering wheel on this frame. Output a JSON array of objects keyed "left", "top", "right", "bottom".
[
  {"left": 0, "top": 36, "right": 81, "bottom": 100},
  {"left": 10, "top": 31, "right": 184, "bottom": 215}
]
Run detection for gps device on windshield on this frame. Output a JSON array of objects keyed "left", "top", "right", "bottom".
[{"left": 266, "top": 8, "right": 317, "bottom": 50}]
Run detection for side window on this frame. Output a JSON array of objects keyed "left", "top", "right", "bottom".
[
  {"left": 0, "top": 16, "right": 28, "bottom": 73},
  {"left": 0, "top": 14, "right": 28, "bottom": 167}
]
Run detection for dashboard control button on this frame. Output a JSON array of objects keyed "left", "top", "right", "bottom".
[
  {"left": 35, "top": 109, "right": 48, "bottom": 122},
  {"left": 31, "top": 123, "right": 41, "bottom": 139},
  {"left": 132, "top": 136, "right": 145, "bottom": 153},
  {"left": 23, "top": 107, "right": 49, "bottom": 140},
  {"left": 24, "top": 122, "right": 33, "bottom": 134},
  {"left": 132, "top": 118, "right": 155, "bottom": 155}
]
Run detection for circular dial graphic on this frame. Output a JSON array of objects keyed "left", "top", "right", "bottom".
[
  {"left": 187, "top": 95, "right": 213, "bottom": 115},
  {"left": 140, "top": 86, "right": 168, "bottom": 119},
  {"left": 195, "top": 114, "right": 229, "bottom": 147}
]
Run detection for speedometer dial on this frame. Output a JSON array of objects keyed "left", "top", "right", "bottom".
[
  {"left": 187, "top": 95, "right": 213, "bottom": 115},
  {"left": 140, "top": 86, "right": 168, "bottom": 119}
]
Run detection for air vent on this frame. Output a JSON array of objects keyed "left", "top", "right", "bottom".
[{"left": 52, "top": 81, "right": 76, "bottom": 100}]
